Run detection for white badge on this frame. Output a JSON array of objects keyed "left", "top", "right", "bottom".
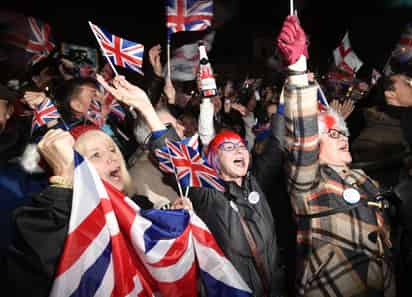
[
  {"left": 248, "top": 191, "right": 260, "bottom": 204},
  {"left": 343, "top": 188, "right": 360, "bottom": 204}
]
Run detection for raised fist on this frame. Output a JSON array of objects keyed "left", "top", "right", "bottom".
[{"left": 277, "top": 16, "right": 308, "bottom": 66}]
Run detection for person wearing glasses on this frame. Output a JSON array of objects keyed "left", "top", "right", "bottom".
[
  {"left": 277, "top": 16, "right": 395, "bottom": 296},
  {"left": 96, "top": 75, "right": 286, "bottom": 297}
]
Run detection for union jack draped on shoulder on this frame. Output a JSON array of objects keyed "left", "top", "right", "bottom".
[{"left": 49, "top": 151, "right": 251, "bottom": 297}]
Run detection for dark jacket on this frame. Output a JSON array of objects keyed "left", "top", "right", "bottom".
[
  {"left": 150, "top": 127, "right": 285, "bottom": 296},
  {"left": 4, "top": 186, "right": 153, "bottom": 297}
]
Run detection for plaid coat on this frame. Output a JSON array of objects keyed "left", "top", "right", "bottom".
[{"left": 284, "top": 82, "right": 395, "bottom": 297}]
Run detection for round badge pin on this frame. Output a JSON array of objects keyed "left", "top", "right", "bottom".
[
  {"left": 248, "top": 191, "right": 260, "bottom": 204},
  {"left": 343, "top": 188, "right": 360, "bottom": 204}
]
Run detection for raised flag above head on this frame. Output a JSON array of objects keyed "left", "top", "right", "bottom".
[
  {"left": 31, "top": 97, "right": 60, "bottom": 132},
  {"left": 0, "top": 11, "right": 56, "bottom": 69},
  {"left": 333, "top": 32, "right": 363, "bottom": 75},
  {"left": 166, "top": 0, "right": 213, "bottom": 39},
  {"left": 50, "top": 151, "right": 251, "bottom": 297},
  {"left": 89, "top": 22, "right": 144, "bottom": 75}
]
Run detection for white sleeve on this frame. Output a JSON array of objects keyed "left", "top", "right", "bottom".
[{"left": 198, "top": 98, "right": 215, "bottom": 147}]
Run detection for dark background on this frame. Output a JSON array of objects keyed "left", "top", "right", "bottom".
[{"left": 3, "top": 1, "right": 412, "bottom": 79}]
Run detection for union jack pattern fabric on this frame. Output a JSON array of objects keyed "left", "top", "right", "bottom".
[
  {"left": 154, "top": 134, "right": 199, "bottom": 174},
  {"left": 160, "top": 138, "right": 225, "bottom": 192},
  {"left": 165, "top": 0, "right": 213, "bottom": 39},
  {"left": 109, "top": 100, "right": 126, "bottom": 121},
  {"left": 87, "top": 99, "right": 105, "bottom": 128},
  {"left": 1, "top": 15, "right": 55, "bottom": 65},
  {"left": 31, "top": 97, "right": 60, "bottom": 132},
  {"left": 89, "top": 22, "right": 144, "bottom": 75},
  {"left": 49, "top": 151, "right": 251, "bottom": 297}
]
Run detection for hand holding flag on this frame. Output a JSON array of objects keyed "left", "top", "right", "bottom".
[{"left": 49, "top": 149, "right": 252, "bottom": 297}]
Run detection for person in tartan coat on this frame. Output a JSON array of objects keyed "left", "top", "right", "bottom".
[{"left": 277, "top": 16, "right": 396, "bottom": 297}]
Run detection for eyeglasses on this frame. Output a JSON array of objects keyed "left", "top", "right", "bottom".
[
  {"left": 326, "top": 129, "right": 349, "bottom": 139},
  {"left": 218, "top": 141, "right": 248, "bottom": 152}
]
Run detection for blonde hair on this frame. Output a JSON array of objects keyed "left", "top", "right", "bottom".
[{"left": 74, "top": 130, "right": 135, "bottom": 197}]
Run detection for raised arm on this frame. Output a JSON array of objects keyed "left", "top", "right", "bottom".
[
  {"left": 277, "top": 16, "right": 320, "bottom": 214},
  {"left": 97, "top": 74, "right": 165, "bottom": 132}
]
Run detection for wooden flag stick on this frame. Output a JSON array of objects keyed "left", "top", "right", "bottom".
[
  {"left": 88, "top": 21, "right": 119, "bottom": 76},
  {"left": 165, "top": 138, "right": 184, "bottom": 198},
  {"left": 167, "top": 42, "right": 171, "bottom": 79}
]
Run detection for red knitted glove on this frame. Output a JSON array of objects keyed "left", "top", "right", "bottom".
[{"left": 277, "top": 16, "right": 308, "bottom": 66}]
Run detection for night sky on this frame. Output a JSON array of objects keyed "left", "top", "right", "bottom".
[{"left": 3, "top": 1, "right": 412, "bottom": 79}]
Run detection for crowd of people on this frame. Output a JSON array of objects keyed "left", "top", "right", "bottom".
[{"left": 1, "top": 12, "right": 412, "bottom": 297}]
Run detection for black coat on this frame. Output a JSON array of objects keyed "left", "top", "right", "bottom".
[{"left": 150, "top": 123, "right": 286, "bottom": 296}]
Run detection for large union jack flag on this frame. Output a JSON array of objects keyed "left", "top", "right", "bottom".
[
  {"left": 89, "top": 22, "right": 144, "bottom": 75},
  {"left": 157, "top": 137, "right": 225, "bottom": 192},
  {"left": 165, "top": 0, "right": 213, "bottom": 38},
  {"left": 31, "top": 97, "right": 60, "bottom": 132},
  {"left": 49, "top": 151, "right": 251, "bottom": 297}
]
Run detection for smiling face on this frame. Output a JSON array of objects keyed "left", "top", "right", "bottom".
[{"left": 74, "top": 130, "right": 126, "bottom": 192}]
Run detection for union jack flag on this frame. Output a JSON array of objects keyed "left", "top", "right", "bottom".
[
  {"left": 165, "top": 0, "right": 213, "bottom": 38},
  {"left": 87, "top": 99, "right": 105, "bottom": 127},
  {"left": 31, "top": 97, "right": 60, "bottom": 132},
  {"left": 1, "top": 15, "right": 55, "bottom": 65},
  {"left": 110, "top": 100, "right": 126, "bottom": 121},
  {"left": 49, "top": 151, "right": 251, "bottom": 297},
  {"left": 160, "top": 138, "right": 225, "bottom": 191},
  {"left": 155, "top": 134, "right": 199, "bottom": 174},
  {"left": 89, "top": 22, "right": 144, "bottom": 75}
]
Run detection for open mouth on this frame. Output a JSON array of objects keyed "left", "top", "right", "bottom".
[
  {"left": 109, "top": 167, "right": 121, "bottom": 181},
  {"left": 233, "top": 158, "right": 245, "bottom": 168}
]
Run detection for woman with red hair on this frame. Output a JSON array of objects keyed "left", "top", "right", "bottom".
[{"left": 97, "top": 75, "right": 286, "bottom": 297}]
